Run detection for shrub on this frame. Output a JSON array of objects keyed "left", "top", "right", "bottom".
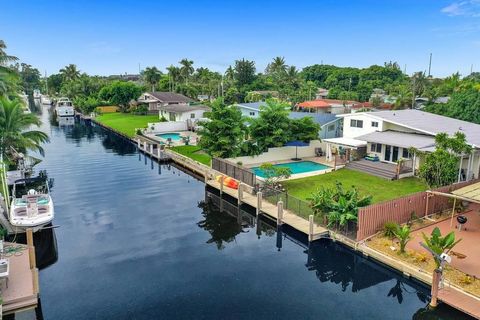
[
  {"left": 383, "top": 221, "right": 399, "bottom": 239},
  {"left": 393, "top": 225, "right": 411, "bottom": 254}
]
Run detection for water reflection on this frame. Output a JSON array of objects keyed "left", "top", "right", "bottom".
[{"left": 201, "top": 190, "right": 474, "bottom": 320}]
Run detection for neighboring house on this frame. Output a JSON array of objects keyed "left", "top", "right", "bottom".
[
  {"left": 138, "top": 92, "right": 194, "bottom": 111},
  {"left": 234, "top": 101, "right": 268, "bottom": 118},
  {"left": 315, "top": 88, "right": 329, "bottom": 99},
  {"left": 324, "top": 109, "right": 480, "bottom": 180},
  {"left": 159, "top": 104, "right": 210, "bottom": 122},
  {"left": 288, "top": 112, "right": 342, "bottom": 139},
  {"left": 295, "top": 99, "right": 362, "bottom": 114}
]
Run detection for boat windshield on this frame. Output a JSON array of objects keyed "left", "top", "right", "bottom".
[{"left": 13, "top": 177, "right": 49, "bottom": 199}]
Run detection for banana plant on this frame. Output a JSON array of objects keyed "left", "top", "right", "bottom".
[
  {"left": 422, "top": 227, "right": 461, "bottom": 268},
  {"left": 393, "top": 225, "right": 411, "bottom": 253}
]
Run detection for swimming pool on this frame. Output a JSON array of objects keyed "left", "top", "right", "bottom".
[
  {"left": 252, "top": 161, "right": 330, "bottom": 178},
  {"left": 156, "top": 132, "right": 182, "bottom": 141}
]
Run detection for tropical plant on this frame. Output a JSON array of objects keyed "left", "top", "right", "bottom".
[
  {"left": 59, "top": 64, "right": 81, "bottom": 82},
  {"left": 98, "top": 81, "right": 142, "bottom": 112},
  {"left": 265, "top": 56, "right": 287, "bottom": 75},
  {"left": 198, "top": 98, "right": 247, "bottom": 158},
  {"left": 418, "top": 132, "right": 472, "bottom": 187},
  {"left": 0, "top": 40, "right": 18, "bottom": 66},
  {"left": 143, "top": 66, "right": 162, "bottom": 92},
  {"left": 308, "top": 182, "right": 372, "bottom": 229},
  {"left": 179, "top": 59, "right": 194, "bottom": 84},
  {"left": 0, "top": 97, "right": 49, "bottom": 162},
  {"left": 258, "top": 163, "right": 291, "bottom": 188},
  {"left": 421, "top": 227, "right": 461, "bottom": 269},
  {"left": 393, "top": 224, "right": 411, "bottom": 253},
  {"left": 383, "top": 221, "right": 399, "bottom": 238},
  {"left": 234, "top": 58, "right": 256, "bottom": 87}
]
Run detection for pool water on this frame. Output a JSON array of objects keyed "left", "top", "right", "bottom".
[
  {"left": 253, "top": 161, "right": 330, "bottom": 178},
  {"left": 156, "top": 132, "right": 182, "bottom": 140}
]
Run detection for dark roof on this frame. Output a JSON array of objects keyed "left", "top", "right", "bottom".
[
  {"left": 148, "top": 92, "right": 194, "bottom": 103},
  {"left": 236, "top": 102, "right": 268, "bottom": 111},
  {"left": 159, "top": 104, "right": 210, "bottom": 113},
  {"left": 288, "top": 112, "right": 338, "bottom": 126}
]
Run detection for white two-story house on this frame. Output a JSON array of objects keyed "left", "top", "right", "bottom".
[{"left": 324, "top": 110, "right": 480, "bottom": 180}]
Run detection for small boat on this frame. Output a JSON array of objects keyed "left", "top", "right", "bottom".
[
  {"left": 9, "top": 175, "right": 54, "bottom": 232},
  {"left": 33, "top": 89, "right": 41, "bottom": 99},
  {"left": 40, "top": 95, "right": 52, "bottom": 105},
  {"left": 55, "top": 97, "right": 74, "bottom": 117}
]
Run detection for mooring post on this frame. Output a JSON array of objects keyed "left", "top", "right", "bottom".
[
  {"left": 277, "top": 201, "right": 283, "bottom": 225},
  {"left": 149, "top": 144, "right": 154, "bottom": 155},
  {"left": 430, "top": 269, "right": 441, "bottom": 308},
  {"left": 256, "top": 191, "right": 263, "bottom": 216},
  {"left": 143, "top": 141, "right": 147, "bottom": 152},
  {"left": 309, "top": 215, "right": 314, "bottom": 242},
  {"left": 137, "top": 138, "right": 141, "bottom": 149},
  {"left": 220, "top": 176, "right": 224, "bottom": 196},
  {"left": 238, "top": 183, "right": 244, "bottom": 205},
  {"left": 158, "top": 147, "right": 162, "bottom": 159},
  {"left": 26, "top": 228, "right": 36, "bottom": 270}
]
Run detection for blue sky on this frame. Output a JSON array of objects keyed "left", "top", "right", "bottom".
[{"left": 1, "top": 0, "right": 479, "bottom": 77}]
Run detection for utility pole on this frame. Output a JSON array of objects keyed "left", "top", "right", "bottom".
[
  {"left": 411, "top": 75, "right": 416, "bottom": 109},
  {"left": 471, "top": 64, "right": 474, "bottom": 75},
  {"left": 138, "top": 63, "right": 141, "bottom": 74},
  {"left": 404, "top": 64, "right": 407, "bottom": 74},
  {"left": 428, "top": 53, "right": 432, "bottom": 77}
]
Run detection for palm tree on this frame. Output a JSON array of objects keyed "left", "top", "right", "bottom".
[
  {"left": 179, "top": 59, "right": 194, "bottom": 84},
  {"left": 0, "top": 40, "right": 18, "bottom": 67},
  {"left": 0, "top": 97, "right": 49, "bottom": 161},
  {"left": 59, "top": 64, "right": 80, "bottom": 82},
  {"left": 166, "top": 65, "right": 181, "bottom": 92},
  {"left": 266, "top": 56, "right": 287, "bottom": 74},
  {"left": 143, "top": 66, "right": 162, "bottom": 92}
]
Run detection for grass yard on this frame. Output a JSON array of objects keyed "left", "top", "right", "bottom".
[
  {"left": 170, "top": 145, "right": 212, "bottom": 166},
  {"left": 95, "top": 113, "right": 159, "bottom": 138},
  {"left": 282, "top": 169, "right": 428, "bottom": 204}
]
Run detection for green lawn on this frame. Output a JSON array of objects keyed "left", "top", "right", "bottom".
[
  {"left": 95, "top": 113, "right": 159, "bottom": 138},
  {"left": 170, "top": 145, "right": 212, "bottom": 166},
  {"left": 282, "top": 169, "right": 428, "bottom": 204}
]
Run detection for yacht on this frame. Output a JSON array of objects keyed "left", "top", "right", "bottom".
[
  {"left": 40, "top": 95, "right": 52, "bottom": 105},
  {"left": 55, "top": 97, "right": 75, "bottom": 117},
  {"left": 9, "top": 175, "right": 54, "bottom": 232},
  {"left": 33, "top": 89, "right": 41, "bottom": 99}
]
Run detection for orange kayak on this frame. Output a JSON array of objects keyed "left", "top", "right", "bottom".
[{"left": 216, "top": 175, "right": 239, "bottom": 189}]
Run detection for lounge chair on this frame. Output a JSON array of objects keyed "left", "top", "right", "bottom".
[
  {"left": 364, "top": 154, "right": 380, "bottom": 162},
  {"left": 315, "top": 148, "right": 323, "bottom": 157}
]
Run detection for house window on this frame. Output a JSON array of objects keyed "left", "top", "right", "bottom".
[
  {"left": 350, "top": 119, "right": 363, "bottom": 128},
  {"left": 249, "top": 111, "right": 256, "bottom": 116},
  {"left": 190, "top": 113, "right": 196, "bottom": 119},
  {"left": 402, "top": 148, "right": 411, "bottom": 159},
  {"left": 370, "top": 143, "right": 382, "bottom": 153},
  {"left": 371, "top": 121, "right": 379, "bottom": 128},
  {"left": 327, "top": 124, "right": 335, "bottom": 132}
]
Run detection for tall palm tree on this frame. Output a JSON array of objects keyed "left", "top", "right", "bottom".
[
  {"left": 59, "top": 64, "right": 80, "bottom": 82},
  {"left": 179, "top": 59, "right": 194, "bottom": 84},
  {"left": 166, "top": 65, "right": 181, "bottom": 92},
  {"left": 0, "top": 40, "right": 18, "bottom": 67},
  {"left": 266, "top": 56, "right": 287, "bottom": 74},
  {"left": 143, "top": 66, "right": 162, "bottom": 92},
  {"left": 0, "top": 97, "right": 49, "bottom": 161}
]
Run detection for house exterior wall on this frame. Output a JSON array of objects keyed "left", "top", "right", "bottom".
[
  {"left": 238, "top": 107, "right": 259, "bottom": 118},
  {"left": 342, "top": 114, "right": 385, "bottom": 138},
  {"left": 159, "top": 109, "right": 206, "bottom": 122},
  {"left": 320, "top": 120, "right": 342, "bottom": 139},
  {"left": 146, "top": 121, "right": 188, "bottom": 133}
]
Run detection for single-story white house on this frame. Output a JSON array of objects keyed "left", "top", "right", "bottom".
[
  {"left": 138, "top": 92, "right": 194, "bottom": 111},
  {"left": 324, "top": 109, "right": 480, "bottom": 180},
  {"left": 159, "top": 104, "right": 210, "bottom": 122},
  {"left": 234, "top": 102, "right": 267, "bottom": 118}
]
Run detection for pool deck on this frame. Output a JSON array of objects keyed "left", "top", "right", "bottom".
[{"left": 144, "top": 131, "right": 198, "bottom": 146}]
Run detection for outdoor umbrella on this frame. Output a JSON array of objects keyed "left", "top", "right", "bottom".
[{"left": 285, "top": 140, "right": 309, "bottom": 161}]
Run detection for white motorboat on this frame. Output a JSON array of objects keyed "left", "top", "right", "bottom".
[
  {"left": 33, "top": 89, "right": 41, "bottom": 99},
  {"left": 9, "top": 175, "right": 54, "bottom": 232},
  {"left": 55, "top": 97, "right": 75, "bottom": 117},
  {"left": 40, "top": 95, "right": 52, "bottom": 105}
]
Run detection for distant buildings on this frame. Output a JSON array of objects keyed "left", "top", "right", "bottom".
[
  {"left": 295, "top": 99, "right": 362, "bottom": 114},
  {"left": 138, "top": 92, "right": 194, "bottom": 112}
]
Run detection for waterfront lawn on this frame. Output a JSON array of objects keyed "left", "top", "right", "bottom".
[
  {"left": 282, "top": 169, "right": 428, "bottom": 204},
  {"left": 170, "top": 145, "right": 211, "bottom": 166},
  {"left": 95, "top": 113, "right": 159, "bottom": 138}
]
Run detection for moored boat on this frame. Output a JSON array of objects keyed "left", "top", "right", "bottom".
[
  {"left": 9, "top": 175, "right": 54, "bottom": 233},
  {"left": 55, "top": 97, "right": 74, "bottom": 117}
]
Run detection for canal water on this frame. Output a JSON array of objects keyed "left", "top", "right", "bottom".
[{"left": 21, "top": 104, "right": 472, "bottom": 319}]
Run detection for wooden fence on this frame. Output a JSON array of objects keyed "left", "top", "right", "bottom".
[
  {"left": 212, "top": 158, "right": 256, "bottom": 186},
  {"left": 356, "top": 179, "right": 479, "bottom": 241}
]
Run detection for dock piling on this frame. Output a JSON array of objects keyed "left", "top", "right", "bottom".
[
  {"left": 149, "top": 144, "right": 154, "bottom": 155},
  {"left": 220, "top": 176, "right": 224, "bottom": 196},
  {"left": 26, "top": 228, "right": 36, "bottom": 270},
  {"left": 308, "top": 215, "right": 314, "bottom": 242},
  {"left": 238, "top": 183, "right": 244, "bottom": 205},
  {"left": 277, "top": 201, "right": 283, "bottom": 225},
  {"left": 256, "top": 192, "right": 262, "bottom": 216}
]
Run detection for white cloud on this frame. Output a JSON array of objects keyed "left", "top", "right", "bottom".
[{"left": 441, "top": 0, "right": 480, "bottom": 17}]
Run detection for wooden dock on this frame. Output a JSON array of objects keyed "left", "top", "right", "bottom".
[{"left": 1, "top": 240, "right": 38, "bottom": 315}]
